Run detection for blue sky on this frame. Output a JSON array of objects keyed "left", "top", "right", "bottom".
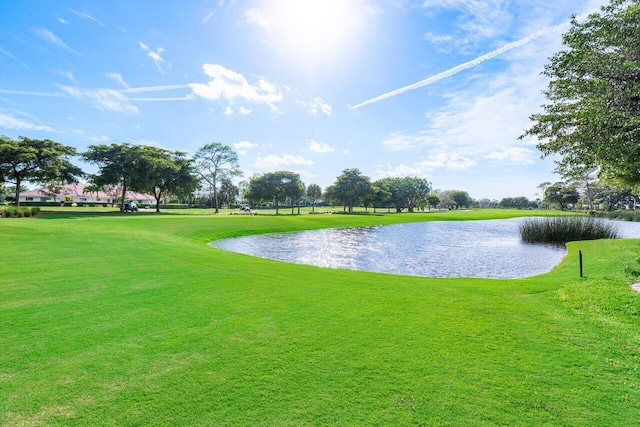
[{"left": 0, "top": 0, "right": 608, "bottom": 200}]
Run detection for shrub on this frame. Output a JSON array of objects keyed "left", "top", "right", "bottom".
[
  {"left": 1, "top": 207, "right": 41, "bottom": 218},
  {"left": 519, "top": 216, "right": 620, "bottom": 244}
]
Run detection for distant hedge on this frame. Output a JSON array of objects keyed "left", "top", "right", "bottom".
[{"left": 1, "top": 207, "right": 41, "bottom": 218}]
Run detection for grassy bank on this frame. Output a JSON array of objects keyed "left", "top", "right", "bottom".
[{"left": 1, "top": 209, "right": 639, "bottom": 425}]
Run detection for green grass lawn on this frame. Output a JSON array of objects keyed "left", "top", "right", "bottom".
[{"left": 1, "top": 209, "right": 639, "bottom": 425}]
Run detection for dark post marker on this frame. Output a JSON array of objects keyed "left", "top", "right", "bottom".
[{"left": 579, "top": 250, "right": 583, "bottom": 278}]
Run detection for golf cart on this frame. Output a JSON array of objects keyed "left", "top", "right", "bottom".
[{"left": 121, "top": 200, "right": 138, "bottom": 213}]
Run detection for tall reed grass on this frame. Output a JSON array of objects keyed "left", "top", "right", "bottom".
[{"left": 519, "top": 216, "right": 620, "bottom": 244}]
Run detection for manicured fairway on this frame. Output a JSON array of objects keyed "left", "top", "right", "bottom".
[{"left": 1, "top": 210, "right": 639, "bottom": 425}]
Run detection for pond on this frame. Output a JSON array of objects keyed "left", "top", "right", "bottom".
[{"left": 210, "top": 217, "right": 640, "bottom": 279}]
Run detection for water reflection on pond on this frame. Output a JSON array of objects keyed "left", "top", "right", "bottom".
[{"left": 210, "top": 217, "right": 640, "bottom": 279}]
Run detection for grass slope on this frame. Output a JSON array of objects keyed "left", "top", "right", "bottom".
[{"left": 1, "top": 210, "right": 639, "bottom": 425}]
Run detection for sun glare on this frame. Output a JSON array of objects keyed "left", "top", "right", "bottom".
[{"left": 267, "top": 0, "right": 364, "bottom": 65}]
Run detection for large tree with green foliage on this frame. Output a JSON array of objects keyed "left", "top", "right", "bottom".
[
  {"left": 195, "top": 143, "right": 242, "bottom": 213},
  {"left": 141, "top": 148, "right": 198, "bottom": 213},
  {"left": 544, "top": 182, "right": 580, "bottom": 210},
  {"left": 323, "top": 168, "right": 371, "bottom": 213},
  {"left": 375, "top": 177, "right": 432, "bottom": 213},
  {"left": 0, "top": 136, "right": 82, "bottom": 207},
  {"left": 245, "top": 171, "right": 304, "bottom": 214},
  {"left": 83, "top": 143, "right": 151, "bottom": 212},
  {"left": 523, "top": 0, "right": 640, "bottom": 188}
]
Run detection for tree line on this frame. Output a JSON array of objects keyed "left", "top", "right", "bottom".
[{"left": 2, "top": 136, "right": 468, "bottom": 213}]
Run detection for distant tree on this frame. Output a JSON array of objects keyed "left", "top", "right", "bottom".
[
  {"left": 306, "top": 183, "right": 322, "bottom": 213},
  {"left": 426, "top": 194, "right": 440, "bottom": 210},
  {"left": 451, "top": 190, "right": 472, "bottom": 209},
  {"left": 83, "top": 143, "right": 151, "bottom": 212},
  {"left": 139, "top": 148, "right": 198, "bottom": 212},
  {"left": 324, "top": 168, "right": 371, "bottom": 213},
  {"left": 245, "top": 171, "right": 303, "bottom": 214},
  {"left": 369, "top": 182, "right": 392, "bottom": 213},
  {"left": 376, "top": 177, "right": 432, "bottom": 212},
  {"left": 0, "top": 136, "right": 82, "bottom": 207},
  {"left": 477, "top": 198, "right": 498, "bottom": 209},
  {"left": 544, "top": 182, "right": 579, "bottom": 210},
  {"left": 219, "top": 178, "right": 240, "bottom": 208},
  {"left": 195, "top": 142, "right": 242, "bottom": 213},
  {"left": 557, "top": 164, "right": 598, "bottom": 210},
  {"left": 436, "top": 190, "right": 456, "bottom": 209},
  {"left": 498, "top": 196, "right": 531, "bottom": 209}
]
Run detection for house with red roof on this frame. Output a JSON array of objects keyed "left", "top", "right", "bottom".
[{"left": 17, "top": 183, "right": 154, "bottom": 206}]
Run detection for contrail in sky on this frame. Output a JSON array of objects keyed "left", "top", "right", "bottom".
[{"left": 348, "top": 21, "right": 569, "bottom": 110}]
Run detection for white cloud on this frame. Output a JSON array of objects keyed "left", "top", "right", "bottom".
[
  {"left": 106, "top": 73, "right": 128, "bottom": 88},
  {"left": 69, "top": 9, "right": 105, "bottom": 27},
  {"left": 190, "top": 64, "right": 283, "bottom": 113},
  {"left": 253, "top": 154, "right": 313, "bottom": 169},
  {"left": 54, "top": 70, "right": 77, "bottom": 83},
  {"left": 239, "top": 106, "right": 252, "bottom": 115},
  {"left": 139, "top": 42, "right": 170, "bottom": 74},
  {"left": 485, "top": 147, "right": 537, "bottom": 164},
  {"left": 0, "top": 113, "right": 53, "bottom": 131},
  {"left": 59, "top": 86, "right": 139, "bottom": 114},
  {"left": 224, "top": 106, "right": 233, "bottom": 115},
  {"left": 233, "top": 140, "right": 259, "bottom": 155},
  {"left": 242, "top": 8, "right": 270, "bottom": 27},
  {"left": 297, "top": 97, "right": 332, "bottom": 116},
  {"left": 33, "top": 28, "right": 81, "bottom": 55},
  {"left": 57, "top": 17, "right": 69, "bottom": 25},
  {"left": 308, "top": 140, "right": 335, "bottom": 153},
  {"left": 375, "top": 153, "right": 476, "bottom": 179}
]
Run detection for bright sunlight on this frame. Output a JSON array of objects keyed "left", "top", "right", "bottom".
[{"left": 267, "top": 0, "right": 364, "bottom": 65}]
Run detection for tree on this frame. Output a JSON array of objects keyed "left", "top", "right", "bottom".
[
  {"left": 245, "top": 171, "right": 303, "bottom": 214},
  {"left": 427, "top": 194, "right": 440, "bottom": 210},
  {"left": 451, "top": 190, "right": 472, "bottom": 209},
  {"left": 324, "top": 168, "right": 371, "bottom": 213},
  {"left": 544, "top": 182, "right": 580, "bottom": 210},
  {"left": 83, "top": 143, "right": 151, "bottom": 212},
  {"left": 522, "top": 1, "right": 640, "bottom": 188},
  {"left": 306, "top": 183, "right": 322, "bottom": 213},
  {"left": 219, "top": 178, "right": 240, "bottom": 208},
  {"left": 376, "top": 177, "right": 432, "bottom": 212},
  {"left": 139, "top": 147, "right": 198, "bottom": 213},
  {"left": 195, "top": 143, "right": 242, "bottom": 213},
  {"left": 0, "top": 136, "right": 82, "bottom": 207}
]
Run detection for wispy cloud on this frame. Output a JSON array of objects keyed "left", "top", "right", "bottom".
[
  {"left": 0, "top": 88, "right": 65, "bottom": 97},
  {"left": 308, "top": 140, "right": 335, "bottom": 153},
  {"left": 121, "top": 84, "right": 190, "bottom": 94},
  {"left": 349, "top": 21, "right": 568, "bottom": 110},
  {"left": 0, "top": 113, "right": 53, "bottom": 131},
  {"left": 375, "top": 153, "right": 476, "bottom": 179},
  {"left": 106, "top": 73, "right": 128, "bottom": 88},
  {"left": 423, "top": 0, "right": 511, "bottom": 47},
  {"left": 59, "top": 86, "right": 139, "bottom": 114},
  {"left": 297, "top": 97, "right": 332, "bottom": 116},
  {"left": 484, "top": 147, "right": 536, "bottom": 164},
  {"left": 33, "top": 28, "right": 82, "bottom": 56},
  {"left": 69, "top": 9, "right": 105, "bottom": 27},
  {"left": 139, "top": 42, "right": 170, "bottom": 74},
  {"left": 57, "top": 16, "right": 70, "bottom": 25},
  {"left": 54, "top": 70, "right": 77, "bottom": 83},
  {"left": 233, "top": 140, "right": 259, "bottom": 155},
  {"left": 253, "top": 154, "right": 313, "bottom": 169},
  {"left": 239, "top": 107, "right": 252, "bottom": 115},
  {"left": 190, "top": 64, "right": 283, "bottom": 113},
  {"left": 242, "top": 8, "right": 270, "bottom": 27}
]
